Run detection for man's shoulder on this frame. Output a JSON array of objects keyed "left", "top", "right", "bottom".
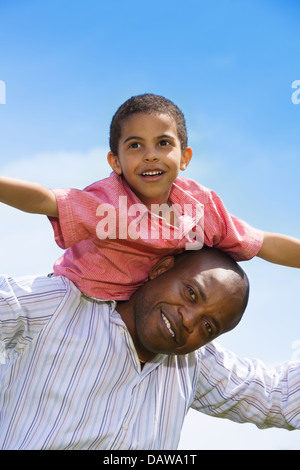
[
  {"left": 2, "top": 274, "right": 70, "bottom": 300},
  {"left": 195, "top": 341, "right": 239, "bottom": 369}
]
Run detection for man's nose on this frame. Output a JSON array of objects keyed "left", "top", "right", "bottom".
[{"left": 179, "top": 308, "right": 195, "bottom": 334}]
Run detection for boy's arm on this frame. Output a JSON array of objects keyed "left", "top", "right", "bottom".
[
  {"left": 0, "top": 176, "right": 58, "bottom": 217},
  {"left": 257, "top": 231, "right": 300, "bottom": 268}
]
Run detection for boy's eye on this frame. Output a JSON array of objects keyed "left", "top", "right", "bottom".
[
  {"left": 129, "top": 142, "right": 141, "bottom": 149},
  {"left": 159, "top": 140, "right": 170, "bottom": 146}
]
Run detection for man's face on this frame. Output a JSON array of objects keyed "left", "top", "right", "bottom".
[
  {"left": 107, "top": 112, "right": 192, "bottom": 208},
  {"left": 133, "top": 253, "right": 244, "bottom": 357}
]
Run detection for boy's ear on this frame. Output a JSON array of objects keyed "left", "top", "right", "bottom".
[
  {"left": 149, "top": 256, "right": 175, "bottom": 280},
  {"left": 107, "top": 151, "right": 123, "bottom": 175},
  {"left": 180, "top": 147, "right": 193, "bottom": 171}
]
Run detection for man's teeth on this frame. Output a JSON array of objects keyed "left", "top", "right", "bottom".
[
  {"left": 162, "top": 313, "right": 175, "bottom": 338},
  {"left": 142, "top": 171, "right": 163, "bottom": 176}
]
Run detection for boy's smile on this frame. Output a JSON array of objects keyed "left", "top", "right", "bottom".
[{"left": 107, "top": 113, "right": 192, "bottom": 208}]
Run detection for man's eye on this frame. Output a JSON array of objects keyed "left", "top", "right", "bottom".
[
  {"left": 205, "top": 321, "right": 213, "bottom": 337},
  {"left": 187, "top": 287, "right": 196, "bottom": 301},
  {"left": 159, "top": 140, "right": 170, "bottom": 146}
]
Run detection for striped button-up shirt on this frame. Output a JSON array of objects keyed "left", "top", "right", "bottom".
[{"left": 0, "top": 274, "right": 299, "bottom": 450}]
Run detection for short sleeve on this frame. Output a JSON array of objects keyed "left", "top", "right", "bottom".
[
  {"left": 203, "top": 190, "right": 264, "bottom": 261},
  {"left": 48, "top": 187, "right": 101, "bottom": 249},
  {"left": 171, "top": 177, "right": 263, "bottom": 261}
]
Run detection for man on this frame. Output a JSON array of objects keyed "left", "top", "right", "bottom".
[{"left": 0, "top": 248, "right": 299, "bottom": 450}]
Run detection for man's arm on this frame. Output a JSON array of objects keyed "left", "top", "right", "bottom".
[
  {"left": 257, "top": 231, "right": 300, "bottom": 268},
  {"left": 193, "top": 342, "right": 300, "bottom": 430},
  {"left": 0, "top": 176, "right": 58, "bottom": 217}
]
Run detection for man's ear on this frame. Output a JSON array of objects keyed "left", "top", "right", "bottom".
[
  {"left": 149, "top": 256, "right": 175, "bottom": 280},
  {"left": 107, "top": 151, "right": 123, "bottom": 175},
  {"left": 180, "top": 147, "right": 193, "bottom": 171}
]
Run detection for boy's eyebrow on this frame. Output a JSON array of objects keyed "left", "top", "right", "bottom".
[
  {"left": 123, "top": 134, "right": 176, "bottom": 144},
  {"left": 158, "top": 134, "right": 176, "bottom": 141},
  {"left": 123, "top": 136, "right": 143, "bottom": 144}
]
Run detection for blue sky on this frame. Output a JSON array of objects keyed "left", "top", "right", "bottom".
[{"left": 0, "top": 0, "right": 300, "bottom": 450}]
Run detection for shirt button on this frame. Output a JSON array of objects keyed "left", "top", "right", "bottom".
[
  {"left": 122, "top": 423, "right": 129, "bottom": 431},
  {"left": 119, "top": 327, "right": 125, "bottom": 335}
]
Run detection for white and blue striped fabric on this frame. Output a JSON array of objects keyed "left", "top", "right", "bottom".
[{"left": 0, "top": 274, "right": 299, "bottom": 450}]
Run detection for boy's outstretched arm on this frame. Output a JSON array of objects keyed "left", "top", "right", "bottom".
[
  {"left": 257, "top": 231, "right": 300, "bottom": 268},
  {"left": 0, "top": 176, "right": 58, "bottom": 217}
]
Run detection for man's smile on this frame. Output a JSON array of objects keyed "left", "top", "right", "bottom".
[
  {"left": 161, "top": 312, "right": 175, "bottom": 339},
  {"left": 159, "top": 307, "right": 184, "bottom": 346}
]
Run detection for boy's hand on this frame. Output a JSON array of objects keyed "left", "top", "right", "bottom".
[
  {"left": 257, "top": 231, "right": 300, "bottom": 268},
  {"left": 0, "top": 177, "right": 58, "bottom": 217}
]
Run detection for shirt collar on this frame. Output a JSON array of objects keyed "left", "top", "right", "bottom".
[
  {"left": 109, "top": 303, "right": 167, "bottom": 368},
  {"left": 109, "top": 172, "right": 203, "bottom": 230}
]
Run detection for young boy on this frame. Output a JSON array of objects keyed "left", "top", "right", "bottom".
[{"left": 0, "top": 94, "right": 299, "bottom": 301}]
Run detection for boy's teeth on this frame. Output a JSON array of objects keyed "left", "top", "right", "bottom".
[
  {"left": 162, "top": 313, "right": 175, "bottom": 338},
  {"left": 142, "top": 171, "right": 163, "bottom": 176}
]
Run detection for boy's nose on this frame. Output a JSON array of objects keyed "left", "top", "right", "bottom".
[{"left": 143, "top": 150, "right": 159, "bottom": 162}]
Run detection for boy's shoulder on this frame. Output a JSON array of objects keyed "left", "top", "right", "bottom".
[
  {"left": 82, "top": 172, "right": 138, "bottom": 204},
  {"left": 84, "top": 172, "right": 118, "bottom": 191},
  {"left": 174, "top": 176, "right": 215, "bottom": 202}
]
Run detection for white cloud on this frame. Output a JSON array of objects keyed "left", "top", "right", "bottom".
[{"left": 0, "top": 147, "right": 111, "bottom": 188}]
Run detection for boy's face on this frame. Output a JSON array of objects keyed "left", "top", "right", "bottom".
[{"left": 107, "top": 113, "right": 192, "bottom": 208}]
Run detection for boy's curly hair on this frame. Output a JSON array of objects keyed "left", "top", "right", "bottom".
[{"left": 109, "top": 94, "right": 188, "bottom": 155}]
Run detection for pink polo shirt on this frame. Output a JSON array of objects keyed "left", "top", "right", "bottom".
[{"left": 49, "top": 172, "right": 263, "bottom": 300}]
